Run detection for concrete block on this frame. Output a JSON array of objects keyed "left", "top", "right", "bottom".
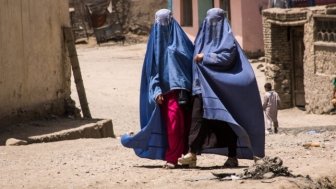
[{"left": 5, "top": 138, "right": 28, "bottom": 146}]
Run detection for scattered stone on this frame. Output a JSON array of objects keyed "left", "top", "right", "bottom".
[
  {"left": 258, "top": 56, "right": 266, "bottom": 62},
  {"left": 263, "top": 172, "right": 275, "bottom": 179},
  {"left": 256, "top": 64, "right": 264, "bottom": 69},
  {"left": 303, "top": 142, "right": 321, "bottom": 148},
  {"left": 261, "top": 180, "right": 276, "bottom": 183},
  {"left": 316, "top": 177, "right": 336, "bottom": 189},
  {"left": 5, "top": 138, "right": 28, "bottom": 146},
  {"left": 306, "top": 130, "right": 319, "bottom": 135}
]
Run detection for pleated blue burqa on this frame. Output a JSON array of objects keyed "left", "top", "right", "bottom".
[
  {"left": 120, "top": 9, "right": 194, "bottom": 160},
  {"left": 193, "top": 8, "right": 265, "bottom": 159}
]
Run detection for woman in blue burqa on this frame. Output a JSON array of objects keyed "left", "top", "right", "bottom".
[
  {"left": 121, "top": 9, "right": 194, "bottom": 168},
  {"left": 178, "top": 8, "right": 265, "bottom": 168}
]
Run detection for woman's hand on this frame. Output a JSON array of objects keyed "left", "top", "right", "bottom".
[
  {"left": 194, "top": 53, "right": 204, "bottom": 63},
  {"left": 156, "top": 94, "right": 164, "bottom": 104}
]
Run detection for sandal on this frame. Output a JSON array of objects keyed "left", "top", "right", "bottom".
[
  {"left": 178, "top": 153, "right": 197, "bottom": 168},
  {"left": 223, "top": 157, "right": 238, "bottom": 168}
]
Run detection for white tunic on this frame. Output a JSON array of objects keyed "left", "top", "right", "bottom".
[{"left": 262, "top": 91, "right": 281, "bottom": 127}]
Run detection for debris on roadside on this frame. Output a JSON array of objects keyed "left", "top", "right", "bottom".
[
  {"left": 256, "top": 64, "right": 264, "bottom": 69},
  {"left": 5, "top": 138, "right": 28, "bottom": 146},
  {"left": 212, "top": 156, "right": 299, "bottom": 181},
  {"left": 303, "top": 142, "right": 321, "bottom": 148},
  {"left": 306, "top": 130, "right": 319, "bottom": 135}
]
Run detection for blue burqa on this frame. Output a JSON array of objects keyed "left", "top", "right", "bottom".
[
  {"left": 120, "top": 9, "right": 194, "bottom": 160},
  {"left": 194, "top": 8, "right": 265, "bottom": 159}
]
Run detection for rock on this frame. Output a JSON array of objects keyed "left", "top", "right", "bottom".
[
  {"left": 258, "top": 56, "right": 266, "bottom": 61},
  {"left": 303, "top": 142, "right": 321, "bottom": 148},
  {"left": 5, "top": 138, "right": 28, "bottom": 146},
  {"left": 263, "top": 172, "right": 275, "bottom": 179},
  {"left": 257, "top": 64, "right": 264, "bottom": 69},
  {"left": 272, "top": 157, "right": 283, "bottom": 166},
  {"left": 250, "top": 59, "right": 258, "bottom": 63},
  {"left": 255, "top": 159, "right": 265, "bottom": 165}
]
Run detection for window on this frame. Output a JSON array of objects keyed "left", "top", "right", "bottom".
[
  {"left": 198, "top": 0, "right": 214, "bottom": 26},
  {"left": 315, "top": 17, "right": 336, "bottom": 43},
  {"left": 220, "top": 0, "right": 231, "bottom": 22},
  {"left": 181, "top": 0, "right": 193, "bottom": 26}
]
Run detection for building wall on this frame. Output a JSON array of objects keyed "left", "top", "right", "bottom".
[
  {"left": 263, "top": 21, "right": 292, "bottom": 108},
  {"left": 304, "top": 13, "right": 336, "bottom": 113},
  {"left": 127, "top": 0, "right": 167, "bottom": 34},
  {"left": 263, "top": 9, "right": 309, "bottom": 109},
  {"left": 172, "top": 0, "right": 199, "bottom": 41},
  {"left": 171, "top": 0, "right": 267, "bottom": 57},
  {"left": 263, "top": 6, "right": 336, "bottom": 114},
  {"left": 197, "top": 0, "right": 213, "bottom": 26},
  {"left": 0, "top": 0, "right": 71, "bottom": 125},
  {"left": 69, "top": 0, "right": 167, "bottom": 36},
  {"left": 230, "top": 0, "right": 243, "bottom": 45},
  {"left": 241, "top": 0, "right": 268, "bottom": 56}
]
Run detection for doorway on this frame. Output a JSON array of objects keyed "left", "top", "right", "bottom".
[{"left": 290, "top": 26, "right": 306, "bottom": 107}]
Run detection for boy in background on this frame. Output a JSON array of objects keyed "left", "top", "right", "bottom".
[{"left": 263, "top": 83, "right": 281, "bottom": 134}]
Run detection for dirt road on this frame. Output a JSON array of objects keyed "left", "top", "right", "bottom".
[{"left": 1, "top": 42, "right": 335, "bottom": 189}]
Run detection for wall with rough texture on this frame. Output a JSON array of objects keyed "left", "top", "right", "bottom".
[
  {"left": 263, "top": 21, "right": 292, "bottom": 109},
  {"left": 263, "top": 6, "right": 336, "bottom": 114},
  {"left": 126, "top": 0, "right": 167, "bottom": 35},
  {"left": 68, "top": 0, "right": 167, "bottom": 35},
  {"left": 0, "top": 0, "right": 71, "bottom": 125},
  {"left": 304, "top": 10, "right": 336, "bottom": 114}
]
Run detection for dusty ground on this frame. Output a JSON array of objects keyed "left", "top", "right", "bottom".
[{"left": 1, "top": 42, "right": 336, "bottom": 189}]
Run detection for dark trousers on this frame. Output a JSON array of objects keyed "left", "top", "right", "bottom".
[{"left": 188, "top": 94, "right": 237, "bottom": 157}]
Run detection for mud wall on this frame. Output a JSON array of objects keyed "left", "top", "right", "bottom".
[
  {"left": 263, "top": 6, "right": 336, "bottom": 114},
  {"left": 127, "top": 0, "right": 167, "bottom": 34},
  {"left": 0, "top": 0, "right": 71, "bottom": 125},
  {"left": 304, "top": 11, "right": 336, "bottom": 114},
  {"left": 263, "top": 20, "right": 292, "bottom": 109},
  {"left": 68, "top": 0, "right": 167, "bottom": 36}
]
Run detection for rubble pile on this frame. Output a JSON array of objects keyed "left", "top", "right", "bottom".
[
  {"left": 212, "top": 156, "right": 299, "bottom": 181},
  {"left": 240, "top": 156, "right": 296, "bottom": 179}
]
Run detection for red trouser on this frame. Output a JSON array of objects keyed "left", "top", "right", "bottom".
[{"left": 160, "top": 90, "right": 190, "bottom": 164}]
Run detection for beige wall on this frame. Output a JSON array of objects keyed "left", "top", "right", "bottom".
[
  {"left": 231, "top": 0, "right": 268, "bottom": 55},
  {"left": 241, "top": 0, "right": 268, "bottom": 55},
  {"left": 230, "top": 0, "right": 243, "bottom": 46},
  {"left": 172, "top": 0, "right": 199, "bottom": 42},
  {"left": 0, "top": 0, "right": 71, "bottom": 124},
  {"left": 172, "top": 0, "right": 267, "bottom": 56}
]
